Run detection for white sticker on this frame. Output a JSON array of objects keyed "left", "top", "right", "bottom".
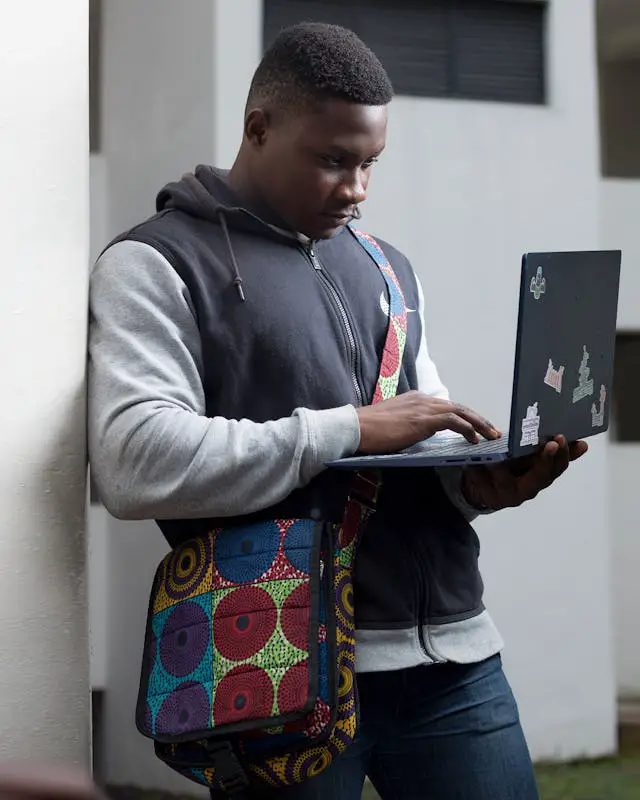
[
  {"left": 544, "top": 358, "right": 565, "bottom": 394},
  {"left": 530, "top": 267, "right": 546, "bottom": 300},
  {"left": 520, "top": 402, "right": 540, "bottom": 447},
  {"left": 591, "top": 385, "right": 606, "bottom": 428},
  {"left": 572, "top": 345, "right": 594, "bottom": 403}
]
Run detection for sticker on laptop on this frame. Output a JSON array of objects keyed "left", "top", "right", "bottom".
[
  {"left": 591, "top": 384, "right": 606, "bottom": 428},
  {"left": 572, "top": 345, "right": 594, "bottom": 403},
  {"left": 530, "top": 266, "right": 546, "bottom": 300},
  {"left": 544, "top": 359, "right": 565, "bottom": 394},
  {"left": 520, "top": 402, "right": 541, "bottom": 447}
]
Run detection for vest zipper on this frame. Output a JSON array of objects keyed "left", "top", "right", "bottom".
[
  {"left": 416, "top": 550, "right": 443, "bottom": 663},
  {"left": 304, "top": 244, "right": 365, "bottom": 407}
]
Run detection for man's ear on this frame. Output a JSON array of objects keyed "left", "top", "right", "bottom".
[{"left": 244, "top": 108, "right": 271, "bottom": 148}]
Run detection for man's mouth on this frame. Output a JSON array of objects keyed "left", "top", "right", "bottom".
[{"left": 322, "top": 211, "right": 354, "bottom": 223}]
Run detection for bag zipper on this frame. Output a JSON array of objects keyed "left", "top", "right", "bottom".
[{"left": 303, "top": 244, "right": 365, "bottom": 408}]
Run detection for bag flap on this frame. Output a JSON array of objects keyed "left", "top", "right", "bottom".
[{"left": 136, "top": 519, "right": 327, "bottom": 743}]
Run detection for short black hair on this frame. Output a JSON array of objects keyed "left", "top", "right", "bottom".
[{"left": 247, "top": 22, "right": 394, "bottom": 113}]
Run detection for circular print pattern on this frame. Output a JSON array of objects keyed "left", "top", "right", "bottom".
[
  {"left": 277, "top": 662, "right": 308, "bottom": 714},
  {"left": 338, "top": 663, "right": 354, "bottom": 700},
  {"left": 335, "top": 570, "right": 354, "bottom": 634},
  {"left": 213, "top": 587, "right": 277, "bottom": 661},
  {"left": 142, "top": 701, "right": 152, "bottom": 734},
  {"left": 215, "top": 523, "right": 281, "bottom": 584},
  {"left": 165, "top": 536, "right": 211, "bottom": 602},
  {"left": 283, "top": 522, "right": 311, "bottom": 575},
  {"left": 286, "top": 746, "right": 333, "bottom": 784},
  {"left": 385, "top": 273, "right": 405, "bottom": 317},
  {"left": 280, "top": 583, "right": 310, "bottom": 651},
  {"left": 146, "top": 632, "right": 158, "bottom": 682},
  {"left": 213, "top": 665, "right": 274, "bottom": 726},
  {"left": 155, "top": 680, "right": 210, "bottom": 736},
  {"left": 379, "top": 323, "right": 400, "bottom": 379},
  {"left": 159, "top": 601, "right": 210, "bottom": 678}
]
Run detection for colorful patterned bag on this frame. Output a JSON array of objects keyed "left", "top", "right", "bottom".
[{"left": 135, "top": 230, "right": 408, "bottom": 796}]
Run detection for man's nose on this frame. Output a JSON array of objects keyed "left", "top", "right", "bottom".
[{"left": 337, "top": 170, "right": 367, "bottom": 205}]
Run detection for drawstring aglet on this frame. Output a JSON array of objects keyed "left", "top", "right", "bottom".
[{"left": 234, "top": 277, "right": 246, "bottom": 302}]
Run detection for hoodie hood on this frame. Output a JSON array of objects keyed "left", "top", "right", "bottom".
[
  {"left": 156, "top": 165, "right": 301, "bottom": 301},
  {"left": 156, "top": 165, "right": 295, "bottom": 240}
]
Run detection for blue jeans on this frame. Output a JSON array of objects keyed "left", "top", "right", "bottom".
[{"left": 227, "top": 654, "right": 539, "bottom": 799}]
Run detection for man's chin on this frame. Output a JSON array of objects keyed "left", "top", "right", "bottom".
[{"left": 306, "top": 218, "right": 351, "bottom": 240}]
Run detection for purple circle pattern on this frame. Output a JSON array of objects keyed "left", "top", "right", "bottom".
[
  {"left": 155, "top": 680, "right": 210, "bottom": 736},
  {"left": 159, "top": 601, "right": 210, "bottom": 678}
]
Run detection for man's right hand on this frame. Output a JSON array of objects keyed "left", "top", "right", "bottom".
[{"left": 356, "top": 391, "right": 501, "bottom": 454}]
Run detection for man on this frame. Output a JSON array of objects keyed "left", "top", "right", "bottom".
[{"left": 89, "top": 22, "right": 587, "bottom": 800}]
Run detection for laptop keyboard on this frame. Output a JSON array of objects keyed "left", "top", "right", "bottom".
[{"left": 408, "top": 434, "right": 510, "bottom": 457}]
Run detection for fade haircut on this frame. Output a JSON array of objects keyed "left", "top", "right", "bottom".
[{"left": 246, "top": 22, "right": 394, "bottom": 114}]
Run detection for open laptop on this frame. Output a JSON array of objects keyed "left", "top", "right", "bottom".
[{"left": 329, "top": 250, "right": 622, "bottom": 469}]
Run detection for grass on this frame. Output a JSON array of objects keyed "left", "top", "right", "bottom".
[
  {"left": 359, "top": 757, "right": 640, "bottom": 799},
  {"left": 109, "top": 757, "right": 640, "bottom": 800}
]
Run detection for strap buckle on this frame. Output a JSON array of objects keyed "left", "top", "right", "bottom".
[
  {"left": 349, "top": 469, "right": 382, "bottom": 511},
  {"left": 203, "top": 740, "right": 249, "bottom": 796}
]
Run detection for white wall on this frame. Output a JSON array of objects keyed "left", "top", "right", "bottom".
[
  {"left": 0, "top": 0, "right": 90, "bottom": 766},
  {"left": 364, "top": 0, "right": 616, "bottom": 761},
  {"left": 97, "top": 0, "right": 218, "bottom": 791},
  {"left": 609, "top": 446, "right": 640, "bottom": 697},
  {"left": 600, "top": 178, "right": 640, "bottom": 699},
  {"left": 601, "top": 179, "right": 640, "bottom": 329},
  {"left": 95, "top": 0, "right": 617, "bottom": 787}
]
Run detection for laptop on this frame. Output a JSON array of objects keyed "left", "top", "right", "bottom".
[{"left": 329, "top": 250, "right": 622, "bottom": 469}]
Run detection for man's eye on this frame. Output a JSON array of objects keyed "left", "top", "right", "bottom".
[
  {"left": 363, "top": 157, "right": 379, "bottom": 169},
  {"left": 320, "top": 155, "right": 342, "bottom": 168}
]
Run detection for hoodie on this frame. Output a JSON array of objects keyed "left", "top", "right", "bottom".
[{"left": 88, "top": 166, "right": 503, "bottom": 671}]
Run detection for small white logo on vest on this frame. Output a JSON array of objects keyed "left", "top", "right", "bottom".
[{"left": 379, "top": 291, "right": 416, "bottom": 317}]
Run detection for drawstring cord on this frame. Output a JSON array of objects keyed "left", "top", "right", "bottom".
[{"left": 217, "top": 210, "right": 246, "bottom": 302}]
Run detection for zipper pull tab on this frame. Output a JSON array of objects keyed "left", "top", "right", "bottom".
[{"left": 308, "top": 246, "right": 322, "bottom": 271}]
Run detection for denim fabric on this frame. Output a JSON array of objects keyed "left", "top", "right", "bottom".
[{"left": 222, "top": 655, "right": 539, "bottom": 800}]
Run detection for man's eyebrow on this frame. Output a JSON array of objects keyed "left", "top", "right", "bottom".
[{"left": 322, "top": 144, "right": 385, "bottom": 159}]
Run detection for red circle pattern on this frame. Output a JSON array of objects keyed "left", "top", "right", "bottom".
[
  {"left": 277, "top": 662, "right": 309, "bottom": 715},
  {"left": 213, "top": 665, "right": 274, "bottom": 726},
  {"left": 379, "top": 323, "right": 400, "bottom": 379},
  {"left": 213, "top": 587, "right": 277, "bottom": 661},
  {"left": 280, "top": 583, "right": 310, "bottom": 651}
]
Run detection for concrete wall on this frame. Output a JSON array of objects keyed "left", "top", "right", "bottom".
[
  {"left": 358, "top": 0, "right": 616, "bottom": 761},
  {"left": 0, "top": 0, "right": 90, "bottom": 766},
  {"left": 97, "top": 0, "right": 217, "bottom": 790},
  {"left": 93, "top": 0, "right": 617, "bottom": 787},
  {"left": 600, "top": 178, "right": 640, "bottom": 699}
]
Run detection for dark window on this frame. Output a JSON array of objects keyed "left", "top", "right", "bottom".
[
  {"left": 597, "top": 0, "right": 640, "bottom": 177},
  {"left": 89, "top": 0, "right": 102, "bottom": 152},
  {"left": 264, "top": 0, "right": 547, "bottom": 105},
  {"left": 611, "top": 333, "right": 640, "bottom": 442}
]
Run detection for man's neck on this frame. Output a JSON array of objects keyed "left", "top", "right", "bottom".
[{"left": 226, "top": 158, "right": 290, "bottom": 232}]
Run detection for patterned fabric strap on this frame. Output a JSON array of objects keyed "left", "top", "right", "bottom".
[{"left": 351, "top": 228, "right": 408, "bottom": 404}]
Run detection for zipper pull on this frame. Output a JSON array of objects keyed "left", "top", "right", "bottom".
[{"left": 308, "top": 245, "right": 322, "bottom": 271}]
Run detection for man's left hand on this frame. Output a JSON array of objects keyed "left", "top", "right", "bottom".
[{"left": 460, "top": 435, "right": 588, "bottom": 511}]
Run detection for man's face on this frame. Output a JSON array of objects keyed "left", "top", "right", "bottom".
[{"left": 247, "top": 99, "right": 388, "bottom": 240}]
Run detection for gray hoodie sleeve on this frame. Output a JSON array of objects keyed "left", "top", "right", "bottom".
[{"left": 88, "top": 240, "right": 361, "bottom": 520}]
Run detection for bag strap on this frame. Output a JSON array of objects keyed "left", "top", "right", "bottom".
[
  {"left": 343, "top": 228, "right": 409, "bottom": 515},
  {"left": 350, "top": 227, "right": 408, "bottom": 403}
]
